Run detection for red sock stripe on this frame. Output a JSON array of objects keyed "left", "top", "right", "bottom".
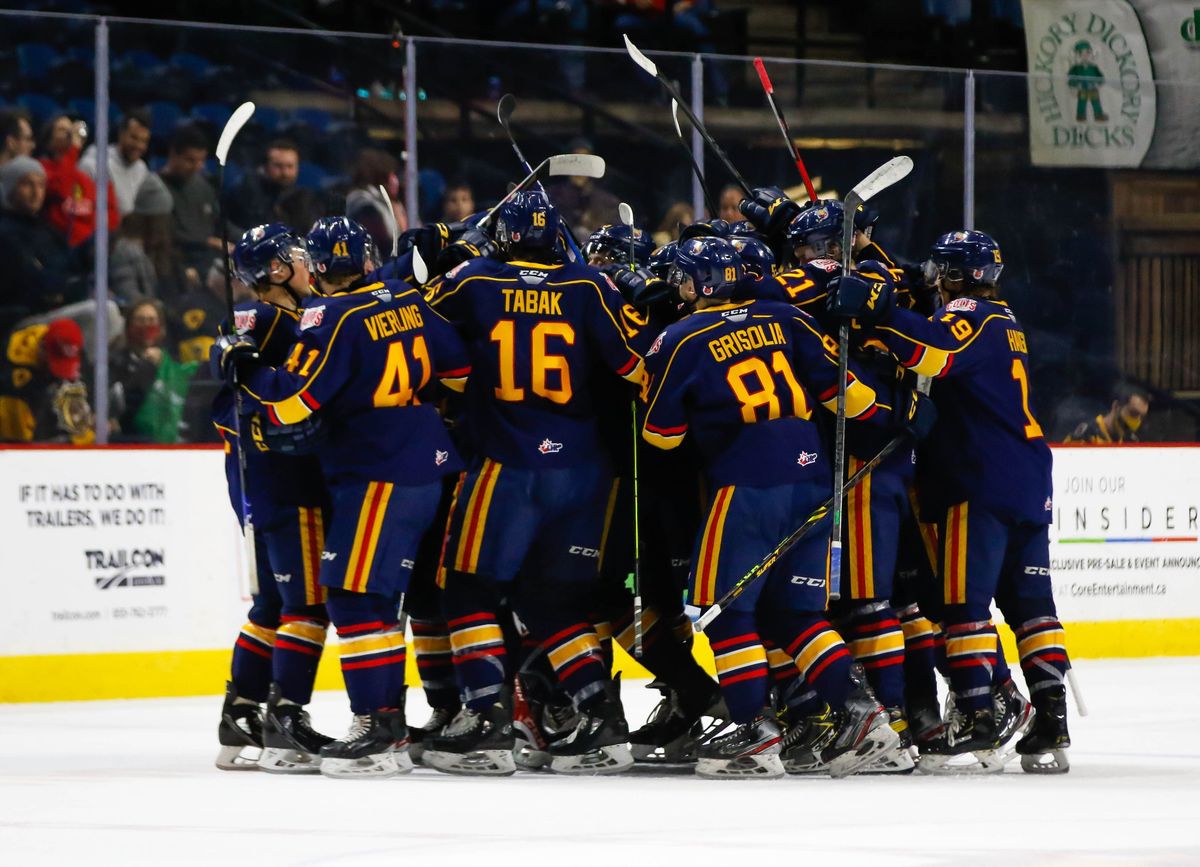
[
  {"left": 342, "top": 652, "right": 406, "bottom": 671},
  {"left": 851, "top": 618, "right": 902, "bottom": 637},
  {"left": 950, "top": 657, "right": 994, "bottom": 669},
  {"left": 786, "top": 621, "right": 827, "bottom": 657},
  {"left": 447, "top": 612, "right": 497, "bottom": 629},
  {"left": 718, "top": 666, "right": 769, "bottom": 687},
  {"left": 336, "top": 621, "right": 386, "bottom": 637},
  {"left": 558, "top": 655, "right": 602, "bottom": 682},
  {"left": 543, "top": 622, "right": 590, "bottom": 647},
  {"left": 275, "top": 639, "right": 322, "bottom": 657},
  {"left": 453, "top": 647, "right": 506, "bottom": 664},
  {"left": 235, "top": 637, "right": 273, "bottom": 659},
  {"left": 808, "top": 647, "right": 850, "bottom": 682},
  {"left": 710, "top": 632, "right": 760, "bottom": 652},
  {"left": 863, "top": 655, "right": 904, "bottom": 669}
]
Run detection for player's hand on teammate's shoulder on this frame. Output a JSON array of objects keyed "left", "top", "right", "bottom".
[
  {"left": 211, "top": 333, "right": 260, "bottom": 383},
  {"left": 826, "top": 266, "right": 895, "bottom": 324}
]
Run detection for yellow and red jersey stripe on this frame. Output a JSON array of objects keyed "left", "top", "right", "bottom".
[{"left": 693, "top": 485, "right": 735, "bottom": 607}]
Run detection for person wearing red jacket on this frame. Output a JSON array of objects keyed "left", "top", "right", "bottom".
[{"left": 37, "top": 114, "right": 120, "bottom": 248}]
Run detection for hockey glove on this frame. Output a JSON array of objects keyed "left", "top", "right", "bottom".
[
  {"left": 897, "top": 389, "right": 937, "bottom": 442},
  {"left": 826, "top": 271, "right": 895, "bottom": 324},
  {"left": 738, "top": 186, "right": 800, "bottom": 239},
  {"left": 211, "top": 334, "right": 260, "bottom": 384},
  {"left": 251, "top": 412, "right": 327, "bottom": 456},
  {"left": 433, "top": 228, "right": 498, "bottom": 277},
  {"left": 679, "top": 219, "right": 733, "bottom": 242},
  {"left": 600, "top": 264, "right": 672, "bottom": 307}
]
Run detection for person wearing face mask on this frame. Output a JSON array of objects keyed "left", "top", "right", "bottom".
[
  {"left": 1065, "top": 383, "right": 1150, "bottom": 444},
  {"left": 109, "top": 298, "right": 166, "bottom": 439}
]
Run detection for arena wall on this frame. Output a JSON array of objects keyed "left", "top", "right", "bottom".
[{"left": 2, "top": 444, "right": 1197, "bottom": 702}]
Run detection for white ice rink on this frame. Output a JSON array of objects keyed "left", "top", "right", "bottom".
[{"left": 2, "top": 658, "right": 1199, "bottom": 866}]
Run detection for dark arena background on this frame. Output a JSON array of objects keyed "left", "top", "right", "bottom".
[{"left": 1, "top": 1, "right": 1197, "bottom": 863}]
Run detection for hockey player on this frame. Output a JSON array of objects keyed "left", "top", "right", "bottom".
[
  {"left": 423, "top": 190, "right": 645, "bottom": 776},
  {"left": 215, "top": 217, "right": 471, "bottom": 779},
  {"left": 212, "top": 223, "right": 334, "bottom": 773},
  {"left": 641, "top": 235, "right": 931, "bottom": 779},
  {"left": 829, "top": 229, "right": 1072, "bottom": 774}
]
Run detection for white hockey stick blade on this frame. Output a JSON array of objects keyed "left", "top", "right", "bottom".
[
  {"left": 1067, "top": 668, "right": 1089, "bottom": 717},
  {"left": 216, "top": 102, "right": 255, "bottom": 167},
  {"left": 547, "top": 153, "right": 605, "bottom": 179},
  {"left": 618, "top": 202, "right": 634, "bottom": 227},
  {"left": 623, "top": 33, "right": 658, "bottom": 78},
  {"left": 411, "top": 246, "right": 428, "bottom": 285},
  {"left": 851, "top": 155, "right": 913, "bottom": 203},
  {"left": 695, "top": 604, "right": 721, "bottom": 633},
  {"left": 670, "top": 99, "right": 684, "bottom": 139},
  {"left": 376, "top": 184, "right": 399, "bottom": 257},
  {"left": 497, "top": 92, "right": 516, "bottom": 127}
]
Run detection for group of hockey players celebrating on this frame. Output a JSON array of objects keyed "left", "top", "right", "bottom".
[{"left": 209, "top": 146, "right": 1074, "bottom": 781}]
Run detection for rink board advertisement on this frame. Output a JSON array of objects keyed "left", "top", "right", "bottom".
[{"left": 1, "top": 445, "right": 1198, "bottom": 702}]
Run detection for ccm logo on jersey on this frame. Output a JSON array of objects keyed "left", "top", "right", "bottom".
[
  {"left": 790, "top": 575, "right": 826, "bottom": 587},
  {"left": 1024, "top": 566, "right": 1051, "bottom": 576},
  {"left": 321, "top": 550, "right": 337, "bottom": 561},
  {"left": 945, "top": 298, "right": 977, "bottom": 313},
  {"left": 300, "top": 305, "right": 326, "bottom": 330},
  {"left": 520, "top": 269, "right": 549, "bottom": 284},
  {"left": 234, "top": 309, "right": 257, "bottom": 334},
  {"left": 568, "top": 546, "right": 600, "bottom": 558},
  {"left": 537, "top": 438, "right": 563, "bottom": 455},
  {"left": 274, "top": 573, "right": 291, "bottom": 583}
]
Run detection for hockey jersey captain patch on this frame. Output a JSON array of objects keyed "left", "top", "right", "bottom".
[{"left": 300, "top": 305, "right": 326, "bottom": 330}]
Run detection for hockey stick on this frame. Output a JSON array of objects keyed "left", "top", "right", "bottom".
[
  {"left": 695, "top": 433, "right": 908, "bottom": 632},
  {"left": 496, "top": 94, "right": 586, "bottom": 262},
  {"left": 623, "top": 34, "right": 752, "bottom": 197},
  {"left": 618, "top": 201, "right": 644, "bottom": 656},
  {"left": 830, "top": 155, "right": 914, "bottom": 600},
  {"left": 216, "top": 101, "right": 259, "bottom": 593},
  {"left": 376, "top": 183, "right": 399, "bottom": 259},
  {"left": 1067, "top": 668, "right": 1089, "bottom": 717},
  {"left": 752, "top": 57, "right": 817, "bottom": 203},
  {"left": 477, "top": 153, "right": 605, "bottom": 231},
  {"left": 670, "top": 99, "right": 719, "bottom": 218}
]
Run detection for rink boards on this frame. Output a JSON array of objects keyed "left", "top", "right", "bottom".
[{"left": 1, "top": 444, "right": 1198, "bottom": 702}]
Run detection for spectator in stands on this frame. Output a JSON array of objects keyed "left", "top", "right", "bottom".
[
  {"left": 110, "top": 174, "right": 180, "bottom": 305},
  {"left": 160, "top": 124, "right": 222, "bottom": 273},
  {"left": 0, "top": 157, "right": 83, "bottom": 316},
  {"left": 1064, "top": 382, "right": 1152, "bottom": 444},
  {"left": 168, "top": 256, "right": 244, "bottom": 367},
  {"left": 718, "top": 184, "right": 742, "bottom": 224},
  {"left": 79, "top": 108, "right": 152, "bottom": 218},
  {"left": 1, "top": 109, "right": 35, "bottom": 166},
  {"left": 227, "top": 139, "right": 321, "bottom": 231},
  {"left": 442, "top": 179, "right": 476, "bottom": 222},
  {"left": 545, "top": 136, "right": 619, "bottom": 239},
  {"left": 37, "top": 114, "right": 121, "bottom": 249},
  {"left": 0, "top": 317, "right": 95, "bottom": 444},
  {"left": 109, "top": 298, "right": 165, "bottom": 438},
  {"left": 345, "top": 147, "right": 408, "bottom": 253},
  {"left": 653, "top": 201, "right": 695, "bottom": 246}
]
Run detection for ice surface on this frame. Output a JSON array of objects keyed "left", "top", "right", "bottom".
[{"left": 2, "top": 658, "right": 1199, "bottom": 866}]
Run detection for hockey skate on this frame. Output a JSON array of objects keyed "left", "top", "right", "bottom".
[
  {"left": 780, "top": 704, "right": 837, "bottom": 775},
  {"left": 258, "top": 684, "right": 334, "bottom": 774},
  {"left": 424, "top": 699, "right": 516, "bottom": 776},
  {"left": 906, "top": 694, "right": 945, "bottom": 745},
  {"left": 861, "top": 707, "right": 916, "bottom": 775},
  {"left": 407, "top": 704, "right": 459, "bottom": 765},
  {"left": 989, "top": 678, "right": 1035, "bottom": 772},
  {"left": 917, "top": 702, "right": 1000, "bottom": 776},
  {"left": 695, "top": 713, "right": 784, "bottom": 779},
  {"left": 548, "top": 678, "right": 634, "bottom": 775},
  {"left": 629, "top": 681, "right": 726, "bottom": 764},
  {"left": 319, "top": 709, "right": 413, "bottom": 779},
  {"left": 511, "top": 674, "right": 551, "bottom": 770},
  {"left": 215, "top": 681, "right": 263, "bottom": 771},
  {"left": 820, "top": 674, "right": 900, "bottom": 779},
  {"left": 1017, "top": 685, "right": 1070, "bottom": 774}
]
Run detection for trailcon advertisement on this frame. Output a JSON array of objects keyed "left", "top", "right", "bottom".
[{"left": 1021, "top": 0, "right": 1200, "bottom": 167}]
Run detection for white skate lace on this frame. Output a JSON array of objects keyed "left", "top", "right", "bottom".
[{"left": 341, "top": 714, "right": 372, "bottom": 743}]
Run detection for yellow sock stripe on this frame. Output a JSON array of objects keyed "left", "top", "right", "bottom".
[
  {"left": 848, "top": 631, "right": 906, "bottom": 660},
  {"left": 714, "top": 645, "right": 767, "bottom": 676},
  {"left": 1017, "top": 630, "right": 1067, "bottom": 657},
  {"left": 794, "top": 629, "right": 844, "bottom": 678},
  {"left": 241, "top": 623, "right": 277, "bottom": 646},
  {"left": 412, "top": 634, "right": 452, "bottom": 655},
  {"left": 765, "top": 646, "right": 793, "bottom": 671},
  {"left": 339, "top": 632, "right": 402, "bottom": 659},
  {"left": 597, "top": 478, "right": 621, "bottom": 573},
  {"left": 900, "top": 616, "right": 936, "bottom": 640},
  {"left": 448, "top": 623, "right": 504, "bottom": 654},
  {"left": 547, "top": 633, "right": 601, "bottom": 671},
  {"left": 278, "top": 620, "right": 327, "bottom": 645},
  {"left": 945, "top": 634, "right": 998, "bottom": 657}
]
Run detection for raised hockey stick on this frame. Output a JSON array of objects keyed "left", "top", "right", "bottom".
[
  {"left": 216, "top": 101, "right": 259, "bottom": 592},
  {"left": 670, "top": 99, "right": 719, "bottom": 218},
  {"left": 696, "top": 433, "right": 908, "bottom": 632},
  {"left": 618, "top": 201, "right": 645, "bottom": 656},
  {"left": 830, "top": 155, "right": 914, "bottom": 600},
  {"left": 376, "top": 183, "right": 399, "bottom": 259},
  {"left": 623, "top": 34, "right": 752, "bottom": 197},
  {"left": 478, "top": 153, "right": 605, "bottom": 231},
  {"left": 752, "top": 57, "right": 817, "bottom": 202},
  {"left": 495, "top": 94, "right": 586, "bottom": 262}
]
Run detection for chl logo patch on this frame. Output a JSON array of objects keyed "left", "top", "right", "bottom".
[
  {"left": 796, "top": 450, "right": 818, "bottom": 466},
  {"left": 537, "top": 438, "right": 563, "bottom": 455},
  {"left": 435, "top": 449, "right": 449, "bottom": 466}
]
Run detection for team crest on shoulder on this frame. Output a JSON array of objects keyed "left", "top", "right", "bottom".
[
  {"left": 445, "top": 261, "right": 470, "bottom": 280},
  {"left": 810, "top": 258, "right": 840, "bottom": 272},
  {"left": 233, "top": 309, "right": 257, "bottom": 334},
  {"left": 946, "top": 298, "right": 977, "bottom": 313},
  {"left": 647, "top": 331, "right": 666, "bottom": 356},
  {"left": 435, "top": 449, "right": 449, "bottom": 466},
  {"left": 300, "top": 305, "right": 326, "bottom": 330}
]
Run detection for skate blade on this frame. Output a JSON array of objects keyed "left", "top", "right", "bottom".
[
  {"left": 215, "top": 744, "right": 262, "bottom": 770},
  {"left": 423, "top": 748, "right": 516, "bottom": 777},
  {"left": 829, "top": 721, "right": 901, "bottom": 779},
  {"left": 319, "top": 749, "right": 412, "bottom": 779},
  {"left": 408, "top": 742, "right": 426, "bottom": 765},
  {"left": 513, "top": 743, "right": 551, "bottom": 770},
  {"left": 550, "top": 744, "right": 634, "bottom": 776},
  {"left": 917, "top": 748, "right": 1000, "bottom": 776},
  {"left": 861, "top": 745, "right": 916, "bottom": 775},
  {"left": 1020, "top": 749, "right": 1069, "bottom": 774},
  {"left": 257, "top": 747, "right": 322, "bottom": 774},
  {"left": 994, "top": 704, "right": 1037, "bottom": 766},
  {"left": 697, "top": 754, "right": 784, "bottom": 779}
]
